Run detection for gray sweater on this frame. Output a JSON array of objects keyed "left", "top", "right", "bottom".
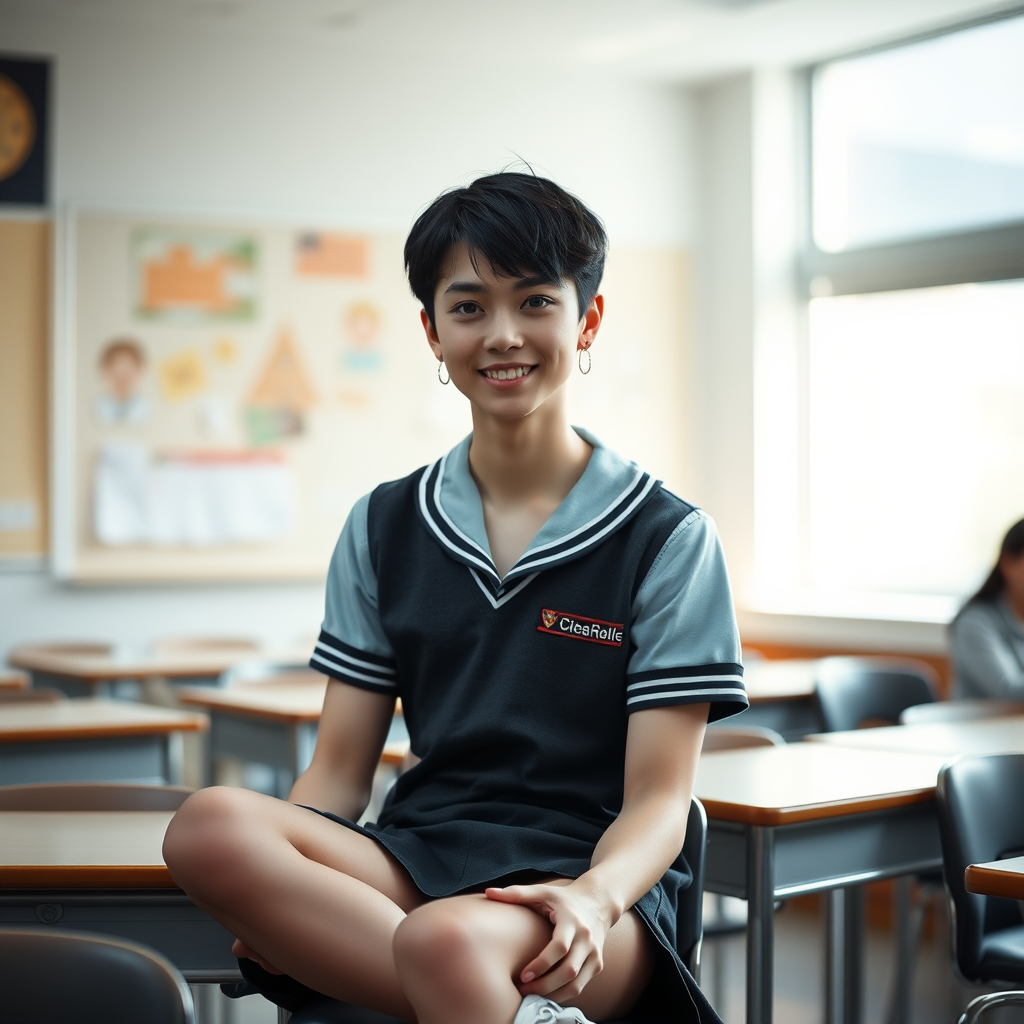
[{"left": 950, "top": 594, "right": 1024, "bottom": 699}]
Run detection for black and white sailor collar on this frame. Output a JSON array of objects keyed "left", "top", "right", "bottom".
[{"left": 416, "top": 427, "right": 661, "bottom": 603}]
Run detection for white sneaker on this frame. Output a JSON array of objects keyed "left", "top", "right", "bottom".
[{"left": 513, "top": 993, "right": 597, "bottom": 1024}]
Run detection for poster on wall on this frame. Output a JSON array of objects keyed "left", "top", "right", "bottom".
[
  {"left": 0, "top": 55, "right": 49, "bottom": 206},
  {"left": 54, "top": 209, "right": 472, "bottom": 582}
]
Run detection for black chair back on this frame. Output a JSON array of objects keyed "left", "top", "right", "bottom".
[
  {"left": 936, "top": 754, "right": 1024, "bottom": 983},
  {"left": 0, "top": 927, "right": 195, "bottom": 1024},
  {"left": 677, "top": 796, "right": 707, "bottom": 973},
  {"left": 813, "top": 656, "right": 937, "bottom": 732}
]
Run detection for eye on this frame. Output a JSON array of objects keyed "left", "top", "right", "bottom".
[
  {"left": 523, "top": 295, "right": 554, "bottom": 309},
  {"left": 451, "top": 301, "right": 482, "bottom": 315}
]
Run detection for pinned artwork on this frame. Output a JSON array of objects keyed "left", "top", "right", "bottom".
[
  {"left": 159, "top": 348, "right": 209, "bottom": 403},
  {"left": 96, "top": 337, "right": 149, "bottom": 425},
  {"left": 342, "top": 300, "right": 384, "bottom": 373},
  {"left": 295, "top": 232, "right": 369, "bottom": 279},
  {"left": 134, "top": 229, "right": 258, "bottom": 322},
  {"left": 245, "top": 328, "right": 318, "bottom": 445}
]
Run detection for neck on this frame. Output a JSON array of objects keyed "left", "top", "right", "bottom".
[{"left": 467, "top": 400, "right": 590, "bottom": 507}]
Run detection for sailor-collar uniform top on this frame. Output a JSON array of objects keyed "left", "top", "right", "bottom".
[{"left": 307, "top": 429, "right": 747, "bottom": 1024}]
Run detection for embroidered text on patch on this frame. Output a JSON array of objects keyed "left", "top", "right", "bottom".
[{"left": 537, "top": 608, "right": 624, "bottom": 647}]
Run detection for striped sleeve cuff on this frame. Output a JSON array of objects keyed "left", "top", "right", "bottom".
[
  {"left": 309, "top": 629, "right": 398, "bottom": 695},
  {"left": 626, "top": 663, "right": 748, "bottom": 720}
]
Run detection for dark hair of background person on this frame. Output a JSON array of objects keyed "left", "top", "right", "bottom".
[
  {"left": 404, "top": 172, "right": 608, "bottom": 328},
  {"left": 961, "top": 517, "right": 1024, "bottom": 609}
]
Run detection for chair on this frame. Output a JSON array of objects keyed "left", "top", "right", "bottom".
[
  {"left": 813, "top": 657, "right": 939, "bottom": 1022},
  {"left": 227, "top": 799, "right": 709, "bottom": 1024},
  {"left": 0, "top": 686, "right": 66, "bottom": 704},
  {"left": 813, "top": 656, "right": 939, "bottom": 732},
  {"left": 0, "top": 782, "right": 194, "bottom": 811},
  {"left": 936, "top": 754, "right": 1024, "bottom": 1024},
  {"left": 900, "top": 699, "right": 1024, "bottom": 726},
  {"left": 0, "top": 927, "right": 195, "bottom": 1024}
]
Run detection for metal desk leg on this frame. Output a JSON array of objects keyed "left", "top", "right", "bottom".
[
  {"left": 746, "top": 825, "right": 775, "bottom": 1024},
  {"left": 826, "top": 886, "right": 864, "bottom": 1024},
  {"left": 891, "top": 876, "right": 913, "bottom": 1024},
  {"left": 165, "top": 731, "right": 185, "bottom": 785}
]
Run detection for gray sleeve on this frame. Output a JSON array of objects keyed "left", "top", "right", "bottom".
[
  {"left": 309, "top": 494, "right": 398, "bottom": 695},
  {"left": 950, "top": 605, "right": 1024, "bottom": 699},
  {"left": 626, "top": 508, "right": 748, "bottom": 722}
]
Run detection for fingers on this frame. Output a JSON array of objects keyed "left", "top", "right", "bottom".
[
  {"left": 523, "top": 949, "right": 604, "bottom": 1003},
  {"left": 485, "top": 885, "right": 550, "bottom": 911},
  {"left": 521, "top": 919, "right": 573, "bottom": 982}
]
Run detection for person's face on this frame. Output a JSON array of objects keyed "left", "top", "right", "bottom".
[
  {"left": 1001, "top": 551, "right": 1024, "bottom": 602},
  {"left": 104, "top": 352, "right": 143, "bottom": 402},
  {"left": 422, "top": 243, "right": 601, "bottom": 422}
]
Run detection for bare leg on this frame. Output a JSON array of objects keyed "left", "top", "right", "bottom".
[
  {"left": 394, "top": 890, "right": 655, "bottom": 1024},
  {"left": 162, "top": 787, "right": 426, "bottom": 1020}
]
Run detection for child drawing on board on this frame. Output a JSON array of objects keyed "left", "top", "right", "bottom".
[
  {"left": 96, "top": 336, "right": 149, "bottom": 425},
  {"left": 164, "top": 173, "right": 747, "bottom": 1024}
]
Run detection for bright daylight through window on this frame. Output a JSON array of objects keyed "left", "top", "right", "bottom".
[{"left": 800, "top": 12, "right": 1024, "bottom": 613}]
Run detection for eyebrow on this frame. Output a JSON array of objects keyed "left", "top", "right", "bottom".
[{"left": 442, "top": 275, "right": 558, "bottom": 295}]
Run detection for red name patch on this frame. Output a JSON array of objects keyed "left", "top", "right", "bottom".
[{"left": 537, "top": 608, "right": 624, "bottom": 647}]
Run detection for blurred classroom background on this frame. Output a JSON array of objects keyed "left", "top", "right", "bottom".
[{"left": 2, "top": 1, "right": 1024, "bottom": 1023}]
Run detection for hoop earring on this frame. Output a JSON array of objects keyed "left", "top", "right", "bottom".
[
  {"left": 578, "top": 347, "right": 592, "bottom": 375},
  {"left": 437, "top": 361, "right": 450, "bottom": 385}
]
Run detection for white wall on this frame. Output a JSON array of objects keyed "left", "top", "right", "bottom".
[{"left": 0, "top": 4, "right": 697, "bottom": 662}]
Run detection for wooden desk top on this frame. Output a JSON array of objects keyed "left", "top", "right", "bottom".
[
  {"left": 0, "top": 699, "right": 208, "bottom": 743},
  {"left": 0, "top": 671, "right": 29, "bottom": 690},
  {"left": 965, "top": 856, "right": 1024, "bottom": 900},
  {"left": 693, "top": 743, "right": 946, "bottom": 826},
  {"left": 808, "top": 716, "right": 1024, "bottom": 757},
  {"left": 8, "top": 644, "right": 309, "bottom": 682},
  {"left": 0, "top": 810, "right": 177, "bottom": 887},
  {"left": 178, "top": 676, "right": 327, "bottom": 723},
  {"left": 742, "top": 659, "right": 817, "bottom": 702},
  {"left": 179, "top": 679, "right": 409, "bottom": 766}
]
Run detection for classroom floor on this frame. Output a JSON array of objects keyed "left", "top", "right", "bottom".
[{"left": 202, "top": 891, "right": 1019, "bottom": 1024}]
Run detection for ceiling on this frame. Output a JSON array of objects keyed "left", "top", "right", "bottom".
[{"left": 2, "top": 0, "right": 1021, "bottom": 82}]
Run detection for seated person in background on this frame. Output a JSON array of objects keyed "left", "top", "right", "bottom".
[{"left": 950, "top": 518, "right": 1024, "bottom": 699}]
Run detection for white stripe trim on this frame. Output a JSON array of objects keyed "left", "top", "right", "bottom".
[
  {"left": 432, "top": 451, "right": 494, "bottom": 562},
  {"left": 417, "top": 462, "right": 500, "bottom": 582},
  {"left": 470, "top": 568, "right": 539, "bottom": 609},
  {"left": 512, "top": 475, "right": 658, "bottom": 575},
  {"left": 315, "top": 640, "right": 396, "bottom": 676},
  {"left": 627, "top": 674, "right": 745, "bottom": 692},
  {"left": 310, "top": 651, "right": 398, "bottom": 688},
  {"left": 626, "top": 687, "right": 748, "bottom": 706},
  {"left": 518, "top": 468, "right": 647, "bottom": 559}
]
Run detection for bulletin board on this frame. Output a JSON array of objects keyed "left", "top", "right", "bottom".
[
  {"left": 53, "top": 208, "right": 691, "bottom": 584},
  {"left": 54, "top": 209, "right": 472, "bottom": 582}
]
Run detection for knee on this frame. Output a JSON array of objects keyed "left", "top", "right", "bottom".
[
  {"left": 162, "top": 786, "right": 259, "bottom": 896},
  {"left": 394, "top": 901, "right": 488, "bottom": 992}
]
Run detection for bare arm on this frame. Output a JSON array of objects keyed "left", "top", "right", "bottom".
[
  {"left": 487, "top": 702, "right": 708, "bottom": 1000},
  {"left": 288, "top": 679, "right": 396, "bottom": 820}
]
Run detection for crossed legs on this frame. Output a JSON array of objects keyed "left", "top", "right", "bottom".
[{"left": 163, "top": 787, "right": 653, "bottom": 1024}]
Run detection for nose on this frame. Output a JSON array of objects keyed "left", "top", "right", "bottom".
[{"left": 485, "top": 309, "right": 523, "bottom": 352}]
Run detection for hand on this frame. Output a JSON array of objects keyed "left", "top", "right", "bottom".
[
  {"left": 231, "top": 937, "right": 285, "bottom": 975},
  {"left": 485, "top": 879, "right": 613, "bottom": 1004}
]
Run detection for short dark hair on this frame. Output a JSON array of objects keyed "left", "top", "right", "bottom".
[{"left": 404, "top": 172, "right": 608, "bottom": 327}]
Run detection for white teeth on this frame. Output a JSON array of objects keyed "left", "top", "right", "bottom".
[{"left": 484, "top": 367, "right": 529, "bottom": 380}]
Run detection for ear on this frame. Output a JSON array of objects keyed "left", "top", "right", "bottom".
[
  {"left": 577, "top": 293, "right": 604, "bottom": 352},
  {"left": 420, "top": 309, "right": 444, "bottom": 363}
]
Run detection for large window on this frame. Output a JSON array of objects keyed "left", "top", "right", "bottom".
[{"left": 798, "top": 13, "right": 1024, "bottom": 608}]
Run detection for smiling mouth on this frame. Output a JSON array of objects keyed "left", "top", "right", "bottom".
[{"left": 480, "top": 366, "right": 535, "bottom": 381}]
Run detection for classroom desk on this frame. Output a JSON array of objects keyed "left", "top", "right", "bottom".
[
  {"left": 694, "top": 743, "right": 948, "bottom": 1024},
  {"left": 0, "top": 699, "right": 208, "bottom": 785},
  {"left": 0, "top": 670, "right": 29, "bottom": 690},
  {"left": 965, "top": 856, "right": 1024, "bottom": 901},
  {"left": 731, "top": 659, "right": 820, "bottom": 739},
  {"left": 0, "top": 809, "right": 239, "bottom": 982},
  {"left": 8, "top": 643, "right": 307, "bottom": 698},
  {"left": 178, "top": 676, "right": 410, "bottom": 794},
  {"left": 807, "top": 715, "right": 1024, "bottom": 757}
]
